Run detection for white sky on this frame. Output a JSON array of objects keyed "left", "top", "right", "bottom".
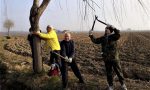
[{"left": 0, "top": 0, "right": 150, "bottom": 32}]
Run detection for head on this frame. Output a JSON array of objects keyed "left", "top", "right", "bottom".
[
  {"left": 105, "top": 27, "right": 113, "bottom": 36},
  {"left": 64, "top": 32, "right": 71, "bottom": 41},
  {"left": 46, "top": 25, "right": 53, "bottom": 32}
]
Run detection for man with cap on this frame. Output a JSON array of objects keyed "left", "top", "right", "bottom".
[
  {"left": 34, "top": 25, "right": 61, "bottom": 73},
  {"left": 89, "top": 25, "right": 127, "bottom": 90}
]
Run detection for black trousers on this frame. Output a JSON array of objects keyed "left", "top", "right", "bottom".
[
  {"left": 61, "top": 59, "right": 84, "bottom": 88},
  {"left": 28, "top": 37, "right": 35, "bottom": 71},
  {"left": 50, "top": 50, "right": 60, "bottom": 67}
]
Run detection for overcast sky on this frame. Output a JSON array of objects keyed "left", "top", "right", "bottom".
[{"left": 0, "top": 0, "right": 150, "bottom": 32}]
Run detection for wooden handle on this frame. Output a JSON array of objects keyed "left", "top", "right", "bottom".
[{"left": 53, "top": 52, "right": 69, "bottom": 61}]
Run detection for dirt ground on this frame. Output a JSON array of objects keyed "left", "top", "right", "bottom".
[{"left": 0, "top": 31, "right": 150, "bottom": 90}]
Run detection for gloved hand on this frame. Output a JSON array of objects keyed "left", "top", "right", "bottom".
[
  {"left": 64, "top": 56, "right": 72, "bottom": 63},
  {"left": 64, "top": 56, "right": 69, "bottom": 62},
  {"left": 65, "top": 56, "right": 68, "bottom": 60},
  {"left": 68, "top": 58, "right": 72, "bottom": 63},
  {"left": 51, "top": 64, "right": 56, "bottom": 70},
  {"left": 106, "top": 24, "right": 111, "bottom": 28},
  {"left": 89, "top": 30, "right": 93, "bottom": 35},
  {"left": 106, "top": 24, "right": 115, "bottom": 29}
]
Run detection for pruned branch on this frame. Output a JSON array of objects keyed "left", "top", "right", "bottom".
[{"left": 33, "top": 0, "right": 39, "bottom": 7}]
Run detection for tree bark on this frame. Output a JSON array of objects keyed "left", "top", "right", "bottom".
[
  {"left": 29, "top": 0, "right": 50, "bottom": 73},
  {"left": 8, "top": 28, "right": 10, "bottom": 37}
]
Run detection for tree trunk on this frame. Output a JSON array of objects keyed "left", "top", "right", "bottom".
[
  {"left": 29, "top": 0, "right": 50, "bottom": 73},
  {"left": 32, "top": 35, "right": 42, "bottom": 73},
  {"left": 8, "top": 28, "right": 10, "bottom": 37}
]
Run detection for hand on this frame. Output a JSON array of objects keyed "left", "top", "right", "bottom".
[
  {"left": 106, "top": 24, "right": 115, "bottom": 29},
  {"left": 32, "top": 31, "right": 40, "bottom": 35},
  {"left": 51, "top": 64, "right": 56, "bottom": 70},
  {"left": 37, "top": 30, "right": 41, "bottom": 33},
  {"left": 68, "top": 58, "right": 72, "bottom": 63},
  {"left": 64, "top": 56, "right": 68, "bottom": 62},
  {"left": 89, "top": 30, "right": 93, "bottom": 35},
  {"left": 106, "top": 24, "right": 111, "bottom": 28},
  {"left": 65, "top": 56, "right": 68, "bottom": 60},
  {"left": 64, "top": 56, "right": 72, "bottom": 63}
]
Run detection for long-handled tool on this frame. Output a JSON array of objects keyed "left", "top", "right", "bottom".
[
  {"left": 53, "top": 52, "right": 69, "bottom": 61},
  {"left": 48, "top": 52, "right": 69, "bottom": 76},
  {"left": 47, "top": 52, "right": 71, "bottom": 76},
  {"left": 96, "top": 17, "right": 107, "bottom": 25},
  {"left": 91, "top": 15, "right": 98, "bottom": 31},
  {"left": 91, "top": 15, "right": 109, "bottom": 31}
]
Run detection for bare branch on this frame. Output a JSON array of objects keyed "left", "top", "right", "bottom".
[
  {"left": 83, "top": 0, "right": 95, "bottom": 11},
  {"left": 137, "top": 0, "right": 149, "bottom": 16},
  {"left": 84, "top": 2, "right": 87, "bottom": 20},
  {"left": 90, "top": 0, "right": 101, "bottom": 9},
  {"left": 38, "top": 0, "right": 51, "bottom": 17}
]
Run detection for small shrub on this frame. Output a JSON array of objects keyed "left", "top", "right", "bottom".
[{"left": 5, "top": 36, "right": 11, "bottom": 39}]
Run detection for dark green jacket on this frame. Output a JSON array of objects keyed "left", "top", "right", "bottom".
[{"left": 89, "top": 29, "right": 120, "bottom": 60}]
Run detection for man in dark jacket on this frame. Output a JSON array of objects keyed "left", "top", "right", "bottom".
[
  {"left": 89, "top": 25, "right": 127, "bottom": 90},
  {"left": 60, "top": 32, "right": 84, "bottom": 88}
]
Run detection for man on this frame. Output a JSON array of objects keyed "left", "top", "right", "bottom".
[
  {"left": 60, "top": 32, "right": 84, "bottom": 88},
  {"left": 34, "top": 25, "right": 61, "bottom": 72},
  {"left": 89, "top": 25, "right": 127, "bottom": 90},
  {"left": 27, "top": 28, "right": 34, "bottom": 57}
]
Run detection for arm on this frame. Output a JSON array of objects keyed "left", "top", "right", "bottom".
[
  {"left": 60, "top": 41, "right": 67, "bottom": 57},
  {"left": 38, "top": 33, "right": 51, "bottom": 39},
  {"left": 89, "top": 35, "right": 102, "bottom": 44},
  {"left": 38, "top": 30, "right": 55, "bottom": 39},
  {"left": 110, "top": 28, "right": 120, "bottom": 41},
  {"left": 69, "top": 40, "right": 75, "bottom": 58}
]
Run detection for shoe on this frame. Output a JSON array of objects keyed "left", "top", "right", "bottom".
[
  {"left": 108, "top": 86, "right": 113, "bottom": 90},
  {"left": 121, "top": 84, "right": 127, "bottom": 90}
]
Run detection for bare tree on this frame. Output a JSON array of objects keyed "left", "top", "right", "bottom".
[
  {"left": 3, "top": 19, "right": 14, "bottom": 37},
  {"left": 29, "top": 0, "right": 50, "bottom": 73}
]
